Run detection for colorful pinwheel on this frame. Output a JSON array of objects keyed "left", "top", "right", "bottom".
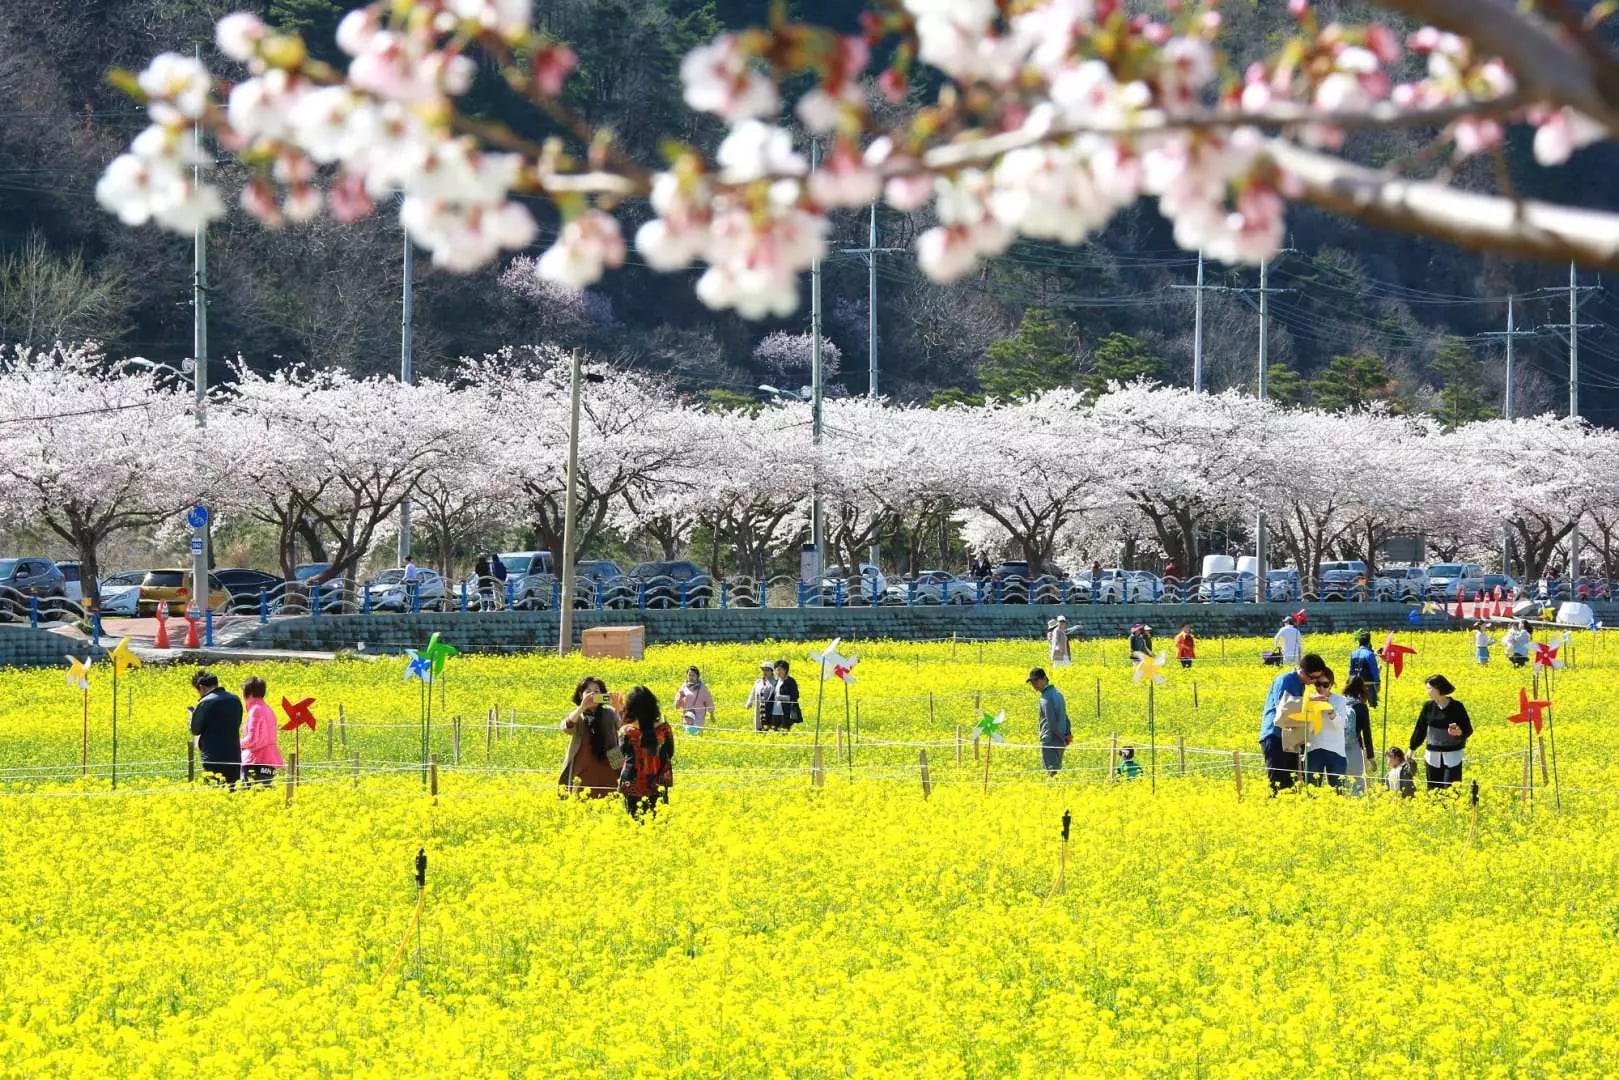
[
  {"left": 108, "top": 636, "right": 141, "bottom": 675},
  {"left": 404, "top": 650, "right": 432, "bottom": 681},
  {"left": 280, "top": 696, "right": 318, "bottom": 732},
  {"left": 65, "top": 655, "right": 92, "bottom": 691},
  {"left": 1507, "top": 688, "right": 1552, "bottom": 734},
  {"left": 1533, "top": 642, "right": 1563, "bottom": 671},
  {"left": 1378, "top": 633, "right": 1416, "bottom": 678},
  {"left": 809, "top": 638, "right": 858, "bottom": 683},
  {"left": 970, "top": 709, "right": 1006, "bottom": 745},
  {"left": 420, "top": 632, "right": 459, "bottom": 676},
  {"left": 1132, "top": 651, "right": 1167, "bottom": 685}
]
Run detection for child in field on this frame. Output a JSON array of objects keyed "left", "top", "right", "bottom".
[
  {"left": 1116, "top": 745, "right": 1143, "bottom": 780},
  {"left": 1385, "top": 747, "right": 1414, "bottom": 797},
  {"left": 1472, "top": 623, "right": 1495, "bottom": 666}
]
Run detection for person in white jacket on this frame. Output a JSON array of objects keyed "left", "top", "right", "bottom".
[
  {"left": 1503, "top": 621, "right": 1533, "bottom": 668},
  {"left": 1273, "top": 616, "right": 1303, "bottom": 666}
]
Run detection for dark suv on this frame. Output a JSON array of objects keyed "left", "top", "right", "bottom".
[
  {"left": 626, "top": 560, "right": 714, "bottom": 608},
  {"left": 0, "top": 557, "right": 68, "bottom": 619}
]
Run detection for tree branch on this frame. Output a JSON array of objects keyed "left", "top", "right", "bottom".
[{"left": 1271, "top": 139, "right": 1619, "bottom": 269}]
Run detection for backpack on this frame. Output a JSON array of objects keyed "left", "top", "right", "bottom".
[
  {"left": 1348, "top": 651, "right": 1370, "bottom": 682},
  {"left": 619, "top": 722, "right": 674, "bottom": 797}
]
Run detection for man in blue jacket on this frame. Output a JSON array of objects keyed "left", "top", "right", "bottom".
[
  {"left": 1259, "top": 653, "right": 1328, "bottom": 793},
  {"left": 1348, "top": 630, "right": 1381, "bottom": 707},
  {"left": 188, "top": 669, "right": 243, "bottom": 789},
  {"left": 1028, "top": 667, "right": 1071, "bottom": 776}
]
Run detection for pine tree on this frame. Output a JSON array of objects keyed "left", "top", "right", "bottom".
[
  {"left": 1312, "top": 352, "right": 1394, "bottom": 412},
  {"left": 1429, "top": 336, "right": 1498, "bottom": 429},
  {"left": 977, "top": 307, "right": 1077, "bottom": 402}
]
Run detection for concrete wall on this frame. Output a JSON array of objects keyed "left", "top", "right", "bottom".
[
  {"left": 0, "top": 627, "right": 105, "bottom": 668},
  {"left": 227, "top": 601, "right": 1473, "bottom": 654}
]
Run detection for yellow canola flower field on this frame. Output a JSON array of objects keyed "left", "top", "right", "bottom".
[{"left": 2, "top": 629, "right": 1617, "bottom": 1076}]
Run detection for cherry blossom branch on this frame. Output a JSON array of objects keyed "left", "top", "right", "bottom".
[
  {"left": 1272, "top": 139, "right": 1619, "bottom": 268},
  {"left": 1378, "top": 0, "right": 1619, "bottom": 129}
]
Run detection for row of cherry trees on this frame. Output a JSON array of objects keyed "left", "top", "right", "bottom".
[{"left": 0, "top": 342, "right": 1611, "bottom": 603}]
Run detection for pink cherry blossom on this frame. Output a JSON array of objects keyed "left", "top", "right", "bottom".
[
  {"left": 137, "top": 52, "right": 212, "bottom": 124},
  {"left": 680, "top": 34, "right": 778, "bottom": 123},
  {"left": 215, "top": 12, "right": 267, "bottom": 63},
  {"left": 536, "top": 210, "right": 626, "bottom": 288}
]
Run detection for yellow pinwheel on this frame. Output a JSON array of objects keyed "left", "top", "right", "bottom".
[
  {"left": 65, "top": 655, "right": 92, "bottom": 691},
  {"left": 1132, "top": 651, "right": 1167, "bottom": 685},
  {"left": 1301, "top": 693, "right": 1335, "bottom": 736},
  {"left": 108, "top": 637, "right": 141, "bottom": 676}
]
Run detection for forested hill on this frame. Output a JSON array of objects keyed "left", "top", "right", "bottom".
[{"left": 6, "top": 0, "right": 1619, "bottom": 423}]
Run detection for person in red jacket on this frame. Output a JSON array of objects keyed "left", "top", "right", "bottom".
[
  {"left": 1173, "top": 623, "right": 1196, "bottom": 669},
  {"left": 618, "top": 686, "right": 675, "bottom": 818}
]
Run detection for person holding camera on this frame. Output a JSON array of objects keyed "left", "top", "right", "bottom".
[
  {"left": 558, "top": 676, "right": 621, "bottom": 797},
  {"left": 1408, "top": 673, "right": 1473, "bottom": 790}
]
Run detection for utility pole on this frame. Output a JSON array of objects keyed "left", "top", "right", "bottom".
[
  {"left": 398, "top": 217, "right": 414, "bottom": 564},
  {"left": 1255, "top": 257, "right": 1268, "bottom": 604},
  {"left": 189, "top": 47, "right": 209, "bottom": 620},
  {"left": 842, "top": 202, "right": 903, "bottom": 571},
  {"left": 809, "top": 140, "right": 824, "bottom": 586},
  {"left": 1480, "top": 295, "right": 1538, "bottom": 575},
  {"left": 1169, "top": 251, "right": 1214, "bottom": 391},
  {"left": 558, "top": 349, "right": 582, "bottom": 656},
  {"left": 1567, "top": 262, "right": 1594, "bottom": 585}
]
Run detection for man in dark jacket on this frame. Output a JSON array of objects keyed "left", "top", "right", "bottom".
[{"left": 189, "top": 669, "right": 243, "bottom": 788}]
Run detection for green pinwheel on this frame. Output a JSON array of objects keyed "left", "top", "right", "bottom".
[
  {"left": 970, "top": 709, "right": 1006, "bottom": 745},
  {"left": 420, "top": 632, "right": 459, "bottom": 676}
]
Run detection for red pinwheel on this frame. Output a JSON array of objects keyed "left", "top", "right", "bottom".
[
  {"left": 280, "top": 696, "right": 318, "bottom": 732},
  {"left": 1378, "top": 633, "right": 1416, "bottom": 678},
  {"left": 1507, "top": 688, "right": 1553, "bottom": 734},
  {"left": 1532, "top": 642, "right": 1563, "bottom": 671},
  {"left": 1291, "top": 609, "right": 1308, "bottom": 626}
]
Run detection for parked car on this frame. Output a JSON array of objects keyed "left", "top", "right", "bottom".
[
  {"left": 1537, "top": 576, "right": 1608, "bottom": 602},
  {"left": 364, "top": 567, "right": 448, "bottom": 612},
  {"left": 97, "top": 570, "right": 147, "bottom": 616},
  {"left": 1426, "top": 562, "right": 1485, "bottom": 600},
  {"left": 55, "top": 561, "right": 84, "bottom": 604},
  {"left": 574, "top": 559, "right": 623, "bottom": 584},
  {"left": 136, "top": 569, "right": 232, "bottom": 617},
  {"left": 885, "top": 570, "right": 974, "bottom": 605},
  {"left": 1479, "top": 573, "right": 1519, "bottom": 598},
  {"left": 269, "top": 563, "right": 349, "bottom": 614},
  {"left": 1264, "top": 568, "right": 1302, "bottom": 602},
  {"left": 626, "top": 560, "right": 714, "bottom": 608},
  {"left": 0, "top": 557, "right": 68, "bottom": 619},
  {"left": 1373, "top": 565, "right": 1428, "bottom": 602},
  {"left": 821, "top": 563, "right": 888, "bottom": 604},
  {"left": 1198, "top": 570, "right": 1246, "bottom": 603},
  {"left": 1317, "top": 561, "right": 1368, "bottom": 601},
  {"left": 502, "top": 550, "right": 559, "bottom": 609},
  {"left": 214, "top": 568, "right": 285, "bottom": 611},
  {"left": 1076, "top": 568, "right": 1158, "bottom": 603}
]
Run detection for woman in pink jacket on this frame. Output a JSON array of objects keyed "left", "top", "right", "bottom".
[
  {"left": 240, "top": 676, "right": 285, "bottom": 786},
  {"left": 673, "top": 665, "right": 716, "bottom": 734}
]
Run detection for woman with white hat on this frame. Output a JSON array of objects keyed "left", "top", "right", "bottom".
[{"left": 1046, "top": 614, "right": 1073, "bottom": 667}]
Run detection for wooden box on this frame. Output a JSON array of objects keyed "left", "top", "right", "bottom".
[{"left": 580, "top": 625, "right": 645, "bottom": 660}]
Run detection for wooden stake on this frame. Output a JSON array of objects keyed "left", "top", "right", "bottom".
[
  {"left": 928, "top": 691, "right": 935, "bottom": 726},
  {"left": 1109, "top": 733, "right": 1119, "bottom": 780},
  {"left": 919, "top": 748, "right": 932, "bottom": 799},
  {"left": 1232, "top": 749, "right": 1243, "bottom": 800},
  {"left": 956, "top": 724, "right": 964, "bottom": 766},
  {"left": 352, "top": 750, "right": 361, "bottom": 787},
  {"left": 1095, "top": 678, "right": 1101, "bottom": 721},
  {"left": 1193, "top": 682, "right": 1199, "bottom": 710},
  {"left": 982, "top": 738, "right": 992, "bottom": 794},
  {"left": 187, "top": 741, "right": 196, "bottom": 783},
  {"left": 326, "top": 714, "right": 334, "bottom": 759},
  {"left": 284, "top": 756, "right": 295, "bottom": 806},
  {"left": 973, "top": 690, "right": 981, "bottom": 716},
  {"left": 1538, "top": 735, "right": 1550, "bottom": 784},
  {"left": 452, "top": 715, "right": 462, "bottom": 766},
  {"left": 81, "top": 689, "right": 88, "bottom": 777},
  {"left": 486, "top": 707, "right": 495, "bottom": 758},
  {"left": 812, "top": 744, "right": 825, "bottom": 788},
  {"left": 430, "top": 755, "right": 439, "bottom": 797},
  {"left": 1177, "top": 735, "right": 1186, "bottom": 777},
  {"left": 951, "top": 632, "right": 957, "bottom": 659},
  {"left": 1522, "top": 750, "right": 1532, "bottom": 805},
  {"left": 338, "top": 703, "right": 347, "bottom": 748}
]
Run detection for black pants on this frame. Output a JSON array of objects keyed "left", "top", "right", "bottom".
[
  {"left": 624, "top": 792, "right": 664, "bottom": 819},
  {"left": 245, "top": 765, "right": 276, "bottom": 788},
  {"left": 1260, "top": 733, "right": 1298, "bottom": 793},
  {"left": 1425, "top": 758, "right": 1464, "bottom": 790},
  {"left": 202, "top": 762, "right": 240, "bottom": 790}
]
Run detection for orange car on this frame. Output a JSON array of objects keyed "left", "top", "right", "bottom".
[{"left": 136, "top": 569, "right": 232, "bottom": 617}]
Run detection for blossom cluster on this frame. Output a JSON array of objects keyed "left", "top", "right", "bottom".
[{"left": 96, "top": 0, "right": 1613, "bottom": 317}]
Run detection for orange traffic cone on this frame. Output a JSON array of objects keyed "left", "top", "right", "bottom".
[
  {"left": 183, "top": 611, "right": 202, "bottom": 649},
  {"left": 153, "top": 606, "right": 170, "bottom": 650},
  {"left": 1452, "top": 590, "right": 1465, "bottom": 620}
]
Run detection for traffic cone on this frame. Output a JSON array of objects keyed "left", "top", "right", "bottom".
[
  {"left": 153, "top": 606, "right": 170, "bottom": 650},
  {"left": 1452, "top": 590, "right": 1464, "bottom": 620},
  {"left": 183, "top": 611, "right": 202, "bottom": 649}
]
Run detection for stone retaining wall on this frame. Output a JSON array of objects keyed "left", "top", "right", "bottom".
[
  {"left": 0, "top": 627, "right": 105, "bottom": 668},
  {"left": 227, "top": 602, "right": 1478, "bottom": 654}
]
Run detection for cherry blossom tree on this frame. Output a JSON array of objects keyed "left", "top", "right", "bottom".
[
  {"left": 752, "top": 331, "right": 843, "bottom": 382},
  {"left": 95, "top": 2, "right": 1619, "bottom": 325},
  {"left": 0, "top": 344, "right": 199, "bottom": 607},
  {"left": 210, "top": 365, "right": 462, "bottom": 581}
]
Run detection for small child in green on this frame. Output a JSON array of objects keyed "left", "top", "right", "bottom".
[{"left": 1116, "top": 745, "right": 1143, "bottom": 780}]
